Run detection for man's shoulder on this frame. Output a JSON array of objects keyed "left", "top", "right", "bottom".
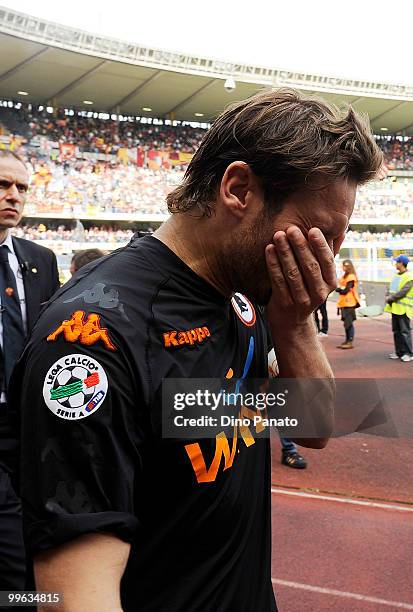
[
  {"left": 37, "top": 249, "right": 156, "bottom": 340},
  {"left": 12, "top": 236, "right": 56, "bottom": 261}
]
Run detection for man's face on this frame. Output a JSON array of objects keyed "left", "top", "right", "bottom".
[
  {"left": 0, "top": 156, "right": 29, "bottom": 231},
  {"left": 395, "top": 261, "right": 405, "bottom": 273},
  {"left": 222, "top": 178, "right": 357, "bottom": 305}
]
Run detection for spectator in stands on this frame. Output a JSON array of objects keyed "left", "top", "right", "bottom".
[{"left": 70, "top": 248, "right": 105, "bottom": 274}]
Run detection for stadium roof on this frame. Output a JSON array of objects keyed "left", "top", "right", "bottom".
[{"left": 1, "top": 7, "right": 413, "bottom": 135}]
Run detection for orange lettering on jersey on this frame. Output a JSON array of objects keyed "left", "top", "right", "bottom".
[
  {"left": 185, "top": 428, "right": 238, "bottom": 483},
  {"left": 47, "top": 310, "right": 116, "bottom": 351},
  {"left": 185, "top": 406, "right": 268, "bottom": 483},
  {"left": 164, "top": 331, "right": 178, "bottom": 347},
  {"left": 238, "top": 405, "right": 266, "bottom": 446},
  {"left": 163, "top": 326, "right": 211, "bottom": 348},
  {"left": 178, "top": 332, "right": 188, "bottom": 345}
]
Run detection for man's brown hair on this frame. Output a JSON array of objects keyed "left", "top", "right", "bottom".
[{"left": 167, "top": 88, "right": 383, "bottom": 217}]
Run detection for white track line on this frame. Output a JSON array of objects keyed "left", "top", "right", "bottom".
[
  {"left": 271, "top": 487, "right": 413, "bottom": 512},
  {"left": 271, "top": 578, "right": 413, "bottom": 609}
]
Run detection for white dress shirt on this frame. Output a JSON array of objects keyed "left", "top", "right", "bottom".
[{"left": 0, "top": 232, "right": 27, "bottom": 401}]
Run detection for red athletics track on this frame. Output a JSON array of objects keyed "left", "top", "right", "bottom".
[{"left": 270, "top": 302, "right": 413, "bottom": 611}]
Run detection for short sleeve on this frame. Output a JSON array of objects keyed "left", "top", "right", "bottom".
[{"left": 15, "top": 308, "right": 145, "bottom": 556}]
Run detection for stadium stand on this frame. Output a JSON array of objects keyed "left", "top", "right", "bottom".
[
  {"left": 24, "top": 160, "right": 176, "bottom": 217},
  {"left": 375, "top": 136, "right": 413, "bottom": 171},
  {"left": 1, "top": 101, "right": 413, "bottom": 281},
  {"left": 10, "top": 224, "right": 413, "bottom": 245},
  {"left": 346, "top": 230, "right": 413, "bottom": 241},
  {"left": 0, "top": 104, "right": 207, "bottom": 155},
  {"left": 1, "top": 105, "right": 413, "bottom": 220},
  {"left": 1, "top": 103, "right": 413, "bottom": 166},
  {"left": 11, "top": 224, "right": 135, "bottom": 243}
]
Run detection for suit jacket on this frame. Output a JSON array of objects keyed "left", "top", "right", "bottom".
[
  {"left": 0, "top": 237, "right": 60, "bottom": 396},
  {"left": 0, "top": 237, "right": 60, "bottom": 471},
  {"left": 12, "top": 237, "right": 60, "bottom": 331}
]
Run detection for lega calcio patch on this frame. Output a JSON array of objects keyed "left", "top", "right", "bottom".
[{"left": 43, "top": 353, "right": 108, "bottom": 420}]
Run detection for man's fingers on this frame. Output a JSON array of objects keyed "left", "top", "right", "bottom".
[
  {"left": 265, "top": 244, "right": 294, "bottom": 308},
  {"left": 286, "top": 227, "right": 322, "bottom": 279},
  {"left": 272, "top": 232, "right": 312, "bottom": 308},
  {"left": 268, "top": 226, "right": 337, "bottom": 310},
  {"left": 307, "top": 228, "right": 337, "bottom": 290},
  {"left": 284, "top": 227, "right": 331, "bottom": 303}
]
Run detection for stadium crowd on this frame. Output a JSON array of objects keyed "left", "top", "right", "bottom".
[
  {"left": 354, "top": 178, "right": 413, "bottom": 220},
  {"left": 1, "top": 104, "right": 413, "bottom": 221},
  {"left": 376, "top": 137, "right": 413, "bottom": 171},
  {"left": 345, "top": 229, "right": 413, "bottom": 242},
  {"left": 1, "top": 104, "right": 206, "bottom": 154},
  {"left": 11, "top": 224, "right": 413, "bottom": 245},
  {"left": 11, "top": 224, "right": 135, "bottom": 244},
  {"left": 13, "top": 157, "right": 413, "bottom": 222},
  {"left": 1, "top": 103, "right": 413, "bottom": 168},
  {"left": 24, "top": 160, "right": 175, "bottom": 217}
]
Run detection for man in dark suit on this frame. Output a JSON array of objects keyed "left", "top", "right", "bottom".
[{"left": 0, "top": 150, "right": 60, "bottom": 590}]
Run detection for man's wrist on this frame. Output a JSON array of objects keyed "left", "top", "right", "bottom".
[{"left": 269, "top": 316, "right": 317, "bottom": 343}]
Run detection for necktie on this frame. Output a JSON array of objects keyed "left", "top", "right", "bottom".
[{"left": 0, "top": 245, "right": 26, "bottom": 388}]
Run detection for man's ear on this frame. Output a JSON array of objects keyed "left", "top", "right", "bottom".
[{"left": 219, "top": 161, "right": 259, "bottom": 218}]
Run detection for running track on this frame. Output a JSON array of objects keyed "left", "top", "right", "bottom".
[{"left": 270, "top": 304, "right": 413, "bottom": 611}]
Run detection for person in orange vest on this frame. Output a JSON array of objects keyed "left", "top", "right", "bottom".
[{"left": 335, "top": 259, "right": 360, "bottom": 349}]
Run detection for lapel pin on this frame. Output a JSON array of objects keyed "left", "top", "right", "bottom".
[
  {"left": 31, "top": 267, "right": 38, "bottom": 274},
  {"left": 5, "top": 287, "right": 14, "bottom": 297}
]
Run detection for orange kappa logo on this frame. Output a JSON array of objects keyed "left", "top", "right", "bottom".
[
  {"left": 163, "top": 326, "right": 211, "bottom": 348},
  {"left": 47, "top": 310, "right": 116, "bottom": 351}
]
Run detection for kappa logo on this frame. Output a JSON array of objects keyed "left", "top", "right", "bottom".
[
  {"left": 47, "top": 310, "right": 116, "bottom": 351},
  {"left": 231, "top": 293, "right": 256, "bottom": 327},
  {"left": 43, "top": 354, "right": 108, "bottom": 420},
  {"left": 64, "top": 283, "right": 129, "bottom": 322},
  {"left": 163, "top": 326, "right": 211, "bottom": 348}
]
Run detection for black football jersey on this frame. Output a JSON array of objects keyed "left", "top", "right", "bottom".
[{"left": 15, "top": 235, "right": 277, "bottom": 612}]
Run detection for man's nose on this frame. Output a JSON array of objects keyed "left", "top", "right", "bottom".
[{"left": 5, "top": 183, "right": 20, "bottom": 204}]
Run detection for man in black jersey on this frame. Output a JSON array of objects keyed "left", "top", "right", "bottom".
[{"left": 13, "top": 89, "right": 382, "bottom": 611}]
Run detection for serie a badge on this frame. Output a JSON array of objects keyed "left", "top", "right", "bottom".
[{"left": 43, "top": 353, "right": 108, "bottom": 420}]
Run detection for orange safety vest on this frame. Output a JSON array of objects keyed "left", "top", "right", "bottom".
[{"left": 337, "top": 273, "right": 360, "bottom": 308}]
